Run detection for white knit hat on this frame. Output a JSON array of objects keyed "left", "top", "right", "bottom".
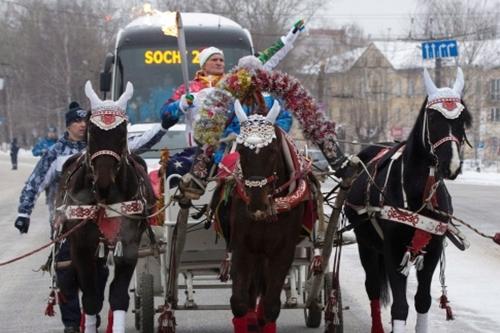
[{"left": 199, "top": 47, "right": 224, "bottom": 68}]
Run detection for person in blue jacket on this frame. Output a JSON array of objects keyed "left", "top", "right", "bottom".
[
  {"left": 32, "top": 127, "right": 58, "bottom": 157},
  {"left": 14, "top": 101, "right": 173, "bottom": 333}
]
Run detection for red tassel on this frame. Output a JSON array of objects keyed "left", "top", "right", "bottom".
[
  {"left": 44, "top": 290, "right": 56, "bottom": 317},
  {"left": 106, "top": 309, "right": 113, "bottom": 333},
  {"left": 158, "top": 305, "right": 176, "bottom": 333},
  {"left": 439, "top": 294, "right": 454, "bottom": 321},
  {"left": 310, "top": 255, "right": 323, "bottom": 275},
  {"left": 410, "top": 230, "right": 432, "bottom": 254},
  {"left": 493, "top": 233, "right": 500, "bottom": 245},
  {"left": 370, "top": 299, "right": 384, "bottom": 333}
]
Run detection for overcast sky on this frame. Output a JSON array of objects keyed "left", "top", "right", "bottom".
[{"left": 321, "top": 0, "right": 500, "bottom": 38}]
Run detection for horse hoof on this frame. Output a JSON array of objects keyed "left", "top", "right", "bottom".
[{"left": 285, "top": 297, "right": 298, "bottom": 308}]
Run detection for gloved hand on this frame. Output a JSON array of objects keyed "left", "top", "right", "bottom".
[
  {"left": 179, "top": 93, "right": 196, "bottom": 112},
  {"left": 282, "top": 19, "right": 305, "bottom": 45},
  {"left": 161, "top": 109, "right": 180, "bottom": 130},
  {"left": 14, "top": 216, "right": 30, "bottom": 234}
]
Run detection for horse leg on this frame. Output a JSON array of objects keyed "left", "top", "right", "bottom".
[
  {"left": 414, "top": 240, "right": 442, "bottom": 333},
  {"left": 358, "top": 243, "right": 385, "bottom": 333},
  {"left": 231, "top": 249, "right": 257, "bottom": 333},
  {"left": 386, "top": 251, "right": 409, "bottom": 333},
  {"left": 260, "top": 247, "right": 296, "bottom": 333},
  {"left": 109, "top": 248, "right": 138, "bottom": 333},
  {"left": 70, "top": 236, "right": 100, "bottom": 333}
]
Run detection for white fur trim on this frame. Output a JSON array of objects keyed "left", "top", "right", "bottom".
[
  {"left": 84, "top": 314, "right": 97, "bottom": 333},
  {"left": 416, "top": 312, "right": 429, "bottom": 333},
  {"left": 112, "top": 310, "right": 126, "bottom": 333},
  {"left": 392, "top": 319, "right": 406, "bottom": 333}
]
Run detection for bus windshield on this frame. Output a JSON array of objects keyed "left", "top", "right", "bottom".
[{"left": 118, "top": 44, "right": 251, "bottom": 124}]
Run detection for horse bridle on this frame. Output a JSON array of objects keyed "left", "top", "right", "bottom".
[{"left": 422, "top": 109, "right": 464, "bottom": 157}]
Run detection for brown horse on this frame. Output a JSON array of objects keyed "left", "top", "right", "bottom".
[
  {"left": 57, "top": 81, "right": 154, "bottom": 333},
  {"left": 228, "top": 100, "right": 312, "bottom": 333}
]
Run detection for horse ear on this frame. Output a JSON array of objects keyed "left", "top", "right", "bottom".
[
  {"left": 453, "top": 67, "right": 465, "bottom": 96},
  {"left": 117, "top": 82, "right": 134, "bottom": 110},
  {"left": 234, "top": 99, "right": 248, "bottom": 123},
  {"left": 265, "top": 100, "right": 281, "bottom": 124},
  {"left": 84, "top": 80, "right": 101, "bottom": 108},
  {"left": 422, "top": 67, "right": 438, "bottom": 97}
]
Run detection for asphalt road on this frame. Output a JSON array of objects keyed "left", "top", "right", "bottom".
[{"left": 0, "top": 154, "right": 499, "bottom": 332}]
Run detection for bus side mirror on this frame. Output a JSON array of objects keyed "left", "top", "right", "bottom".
[
  {"left": 100, "top": 71, "right": 111, "bottom": 93},
  {"left": 99, "top": 52, "right": 114, "bottom": 93}
]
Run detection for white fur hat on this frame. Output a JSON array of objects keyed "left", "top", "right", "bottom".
[{"left": 199, "top": 47, "right": 224, "bottom": 68}]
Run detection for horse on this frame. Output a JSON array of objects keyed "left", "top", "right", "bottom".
[
  {"left": 344, "top": 67, "right": 472, "bottom": 333},
  {"left": 225, "top": 99, "right": 315, "bottom": 333},
  {"left": 56, "top": 81, "right": 155, "bottom": 333}
]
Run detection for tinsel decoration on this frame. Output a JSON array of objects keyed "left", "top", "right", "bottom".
[
  {"left": 193, "top": 67, "right": 339, "bottom": 160},
  {"left": 194, "top": 88, "right": 234, "bottom": 145}
]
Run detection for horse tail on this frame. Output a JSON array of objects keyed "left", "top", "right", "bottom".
[{"left": 379, "top": 253, "right": 390, "bottom": 307}]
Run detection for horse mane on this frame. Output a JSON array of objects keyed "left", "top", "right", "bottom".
[{"left": 404, "top": 98, "right": 428, "bottom": 159}]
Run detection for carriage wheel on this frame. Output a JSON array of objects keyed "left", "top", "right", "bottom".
[
  {"left": 138, "top": 273, "right": 155, "bottom": 333},
  {"left": 324, "top": 272, "right": 343, "bottom": 333},
  {"left": 303, "top": 272, "right": 329, "bottom": 328}
]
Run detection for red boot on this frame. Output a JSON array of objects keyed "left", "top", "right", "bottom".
[
  {"left": 247, "top": 311, "right": 260, "bottom": 332},
  {"left": 370, "top": 299, "right": 384, "bottom": 333},
  {"left": 233, "top": 316, "right": 248, "bottom": 333},
  {"left": 262, "top": 322, "right": 276, "bottom": 333}
]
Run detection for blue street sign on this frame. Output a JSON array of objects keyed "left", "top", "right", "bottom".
[{"left": 421, "top": 40, "right": 458, "bottom": 59}]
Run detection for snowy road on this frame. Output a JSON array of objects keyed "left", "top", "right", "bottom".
[{"left": 0, "top": 153, "right": 499, "bottom": 332}]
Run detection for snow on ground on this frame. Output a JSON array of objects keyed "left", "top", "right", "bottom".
[{"left": 452, "top": 170, "right": 500, "bottom": 186}]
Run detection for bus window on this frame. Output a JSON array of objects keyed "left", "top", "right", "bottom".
[{"left": 117, "top": 45, "right": 250, "bottom": 124}]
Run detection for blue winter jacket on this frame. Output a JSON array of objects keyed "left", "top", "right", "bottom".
[
  {"left": 17, "top": 125, "right": 167, "bottom": 218},
  {"left": 32, "top": 137, "right": 57, "bottom": 157}
]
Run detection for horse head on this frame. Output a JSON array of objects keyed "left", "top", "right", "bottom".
[
  {"left": 411, "top": 68, "right": 472, "bottom": 180},
  {"left": 84, "top": 80, "right": 133, "bottom": 200},
  {"left": 234, "top": 99, "right": 284, "bottom": 221}
]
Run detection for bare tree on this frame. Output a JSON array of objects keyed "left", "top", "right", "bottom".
[{"left": 413, "top": 0, "right": 500, "bottom": 165}]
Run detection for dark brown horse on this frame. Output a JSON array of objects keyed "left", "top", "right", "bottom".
[
  {"left": 228, "top": 100, "right": 312, "bottom": 333},
  {"left": 57, "top": 81, "right": 154, "bottom": 333},
  {"left": 344, "top": 68, "right": 472, "bottom": 333}
]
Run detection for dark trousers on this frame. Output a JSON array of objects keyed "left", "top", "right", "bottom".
[
  {"left": 10, "top": 153, "right": 18, "bottom": 169},
  {"left": 56, "top": 239, "right": 109, "bottom": 328}
]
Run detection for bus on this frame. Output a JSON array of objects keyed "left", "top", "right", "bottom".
[{"left": 99, "top": 12, "right": 254, "bottom": 124}]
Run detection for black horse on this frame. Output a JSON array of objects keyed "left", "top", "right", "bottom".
[
  {"left": 57, "top": 81, "right": 155, "bottom": 333},
  {"left": 227, "top": 99, "right": 313, "bottom": 333},
  {"left": 344, "top": 68, "right": 472, "bottom": 333}
]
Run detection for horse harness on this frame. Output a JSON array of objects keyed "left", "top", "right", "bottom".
[
  {"left": 345, "top": 142, "right": 467, "bottom": 249},
  {"left": 57, "top": 152, "right": 155, "bottom": 258},
  {"left": 230, "top": 129, "right": 313, "bottom": 216}
]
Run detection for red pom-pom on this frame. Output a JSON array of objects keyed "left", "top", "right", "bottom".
[{"left": 494, "top": 233, "right": 500, "bottom": 245}]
